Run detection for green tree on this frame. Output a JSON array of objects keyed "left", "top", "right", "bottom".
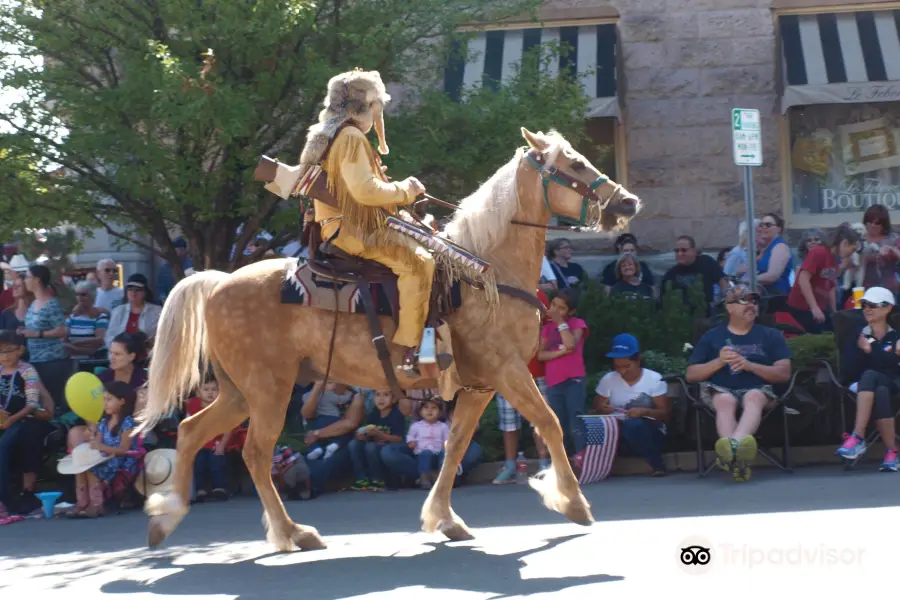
[{"left": 0, "top": 0, "right": 592, "bottom": 279}]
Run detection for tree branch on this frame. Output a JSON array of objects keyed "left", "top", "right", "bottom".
[{"left": 91, "top": 215, "right": 163, "bottom": 258}]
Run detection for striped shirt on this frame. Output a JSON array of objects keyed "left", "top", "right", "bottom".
[{"left": 66, "top": 311, "right": 110, "bottom": 340}]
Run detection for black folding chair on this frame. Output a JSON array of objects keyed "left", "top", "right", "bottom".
[
  {"left": 820, "top": 309, "right": 900, "bottom": 455},
  {"left": 676, "top": 316, "right": 808, "bottom": 476}
]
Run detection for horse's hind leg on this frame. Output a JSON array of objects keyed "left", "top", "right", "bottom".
[
  {"left": 241, "top": 377, "right": 325, "bottom": 552},
  {"left": 147, "top": 368, "right": 248, "bottom": 548},
  {"left": 421, "top": 388, "right": 493, "bottom": 541},
  {"left": 496, "top": 368, "right": 593, "bottom": 526}
]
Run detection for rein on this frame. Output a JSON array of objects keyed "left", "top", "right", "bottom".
[{"left": 413, "top": 195, "right": 590, "bottom": 233}]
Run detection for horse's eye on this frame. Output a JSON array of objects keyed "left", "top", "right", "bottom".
[{"left": 571, "top": 160, "right": 585, "bottom": 172}]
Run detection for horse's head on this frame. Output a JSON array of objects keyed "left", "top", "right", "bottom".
[{"left": 520, "top": 128, "right": 641, "bottom": 233}]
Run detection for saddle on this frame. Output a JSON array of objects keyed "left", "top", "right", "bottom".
[{"left": 291, "top": 223, "right": 459, "bottom": 399}]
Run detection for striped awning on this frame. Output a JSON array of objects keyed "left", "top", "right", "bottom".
[
  {"left": 443, "top": 23, "right": 621, "bottom": 119},
  {"left": 779, "top": 10, "right": 900, "bottom": 112}
]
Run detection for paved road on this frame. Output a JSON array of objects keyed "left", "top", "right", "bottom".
[{"left": 2, "top": 466, "right": 896, "bottom": 598}]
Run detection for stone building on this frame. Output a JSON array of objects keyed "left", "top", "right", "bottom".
[{"left": 448, "top": 0, "right": 900, "bottom": 252}]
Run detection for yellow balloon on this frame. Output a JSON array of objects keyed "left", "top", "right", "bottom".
[{"left": 65, "top": 372, "right": 105, "bottom": 423}]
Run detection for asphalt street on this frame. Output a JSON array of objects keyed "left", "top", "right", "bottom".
[{"left": 1, "top": 466, "right": 895, "bottom": 598}]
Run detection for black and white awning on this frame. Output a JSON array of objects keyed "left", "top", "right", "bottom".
[
  {"left": 443, "top": 23, "right": 620, "bottom": 119},
  {"left": 779, "top": 9, "right": 900, "bottom": 112}
]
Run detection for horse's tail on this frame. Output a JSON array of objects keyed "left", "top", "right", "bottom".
[{"left": 137, "top": 270, "right": 230, "bottom": 434}]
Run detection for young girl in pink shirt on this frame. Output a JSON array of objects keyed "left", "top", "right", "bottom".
[
  {"left": 538, "top": 289, "right": 588, "bottom": 456},
  {"left": 406, "top": 398, "right": 449, "bottom": 490}
]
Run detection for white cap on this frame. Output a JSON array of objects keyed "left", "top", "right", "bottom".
[{"left": 862, "top": 287, "right": 895, "bottom": 306}]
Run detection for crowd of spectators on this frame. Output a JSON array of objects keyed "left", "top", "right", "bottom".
[{"left": 1, "top": 210, "right": 899, "bottom": 521}]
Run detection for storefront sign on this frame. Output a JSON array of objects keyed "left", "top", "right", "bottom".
[
  {"left": 821, "top": 180, "right": 900, "bottom": 212},
  {"left": 843, "top": 84, "right": 900, "bottom": 103},
  {"left": 783, "top": 82, "right": 900, "bottom": 112}
]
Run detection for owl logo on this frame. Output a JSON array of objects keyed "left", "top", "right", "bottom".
[{"left": 680, "top": 545, "right": 711, "bottom": 566}]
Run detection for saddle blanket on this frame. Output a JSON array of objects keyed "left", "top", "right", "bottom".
[
  {"left": 576, "top": 415, "right": 620, "bottom": 484},
  {"left": 280, "top": 257, "right": 462, "bottom": 316},
  {"left": 281, "top": 257, "right": 394, "bottom": 316}
]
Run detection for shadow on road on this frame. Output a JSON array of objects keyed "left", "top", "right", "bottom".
[
  {"left": 4, "top": 466, "right": 899, "bottom": 562},
  {"left": 98, "top": 533, "right": 622, "bottom": 600}
]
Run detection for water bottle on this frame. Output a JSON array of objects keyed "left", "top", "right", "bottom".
[
  {"left": 515, "top": 452, "right": 529, "bottom": 484},
  {"left": 725, "top": 337, "right": 738, "bottom": 374}
]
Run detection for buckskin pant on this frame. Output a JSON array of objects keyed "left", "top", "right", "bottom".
[{"left": 330, "top": 232, "right": 435, "bottom": 349}]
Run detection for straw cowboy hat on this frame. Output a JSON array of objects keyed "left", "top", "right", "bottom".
[
  {"left": 135, "top": 449, "right": 177, "bottom": 497},
  {"left": 57, "top": 443, "right": 113, "bottom": 475}
]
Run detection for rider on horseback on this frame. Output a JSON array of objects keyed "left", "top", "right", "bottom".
[{"left": 299, "top": 69, "right": 433, "bottom": 373}]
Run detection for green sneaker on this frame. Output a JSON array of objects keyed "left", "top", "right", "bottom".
[
  {"left": 369, "top": 480, "right": 385, "bottom": 492},
  {"left": 349, "top": 479, "right": 370, "bottom": 491},
  {"left": 732, "top": 436, "right": 757, "bottom": 483},
  {"left": 714, "top": 437, "right": 734, "bottom": 472},
  {"left": 492, "top": 465, "right": 516, "bottom": 485}
]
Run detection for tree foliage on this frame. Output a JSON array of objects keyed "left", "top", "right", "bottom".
[{"left": 0, "top": 0, "right": 595, "bottom": 277}]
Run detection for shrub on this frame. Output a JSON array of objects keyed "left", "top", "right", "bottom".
[
  {"left": 785, "top": 333, "right": 837, "bottom": 370},
  {"left": 578, "top": 278, "right": 706, "bottom": 376}
]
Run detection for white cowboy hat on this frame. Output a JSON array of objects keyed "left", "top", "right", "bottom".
[
  {"left": 57, "top": 443, "right": 113, "bottom": 475},
  {"left": 1, "top": 254, "right": 30, "bottom": 273},
  {"left": 135, "top": 449, "right": 177, "bottom": 497}
]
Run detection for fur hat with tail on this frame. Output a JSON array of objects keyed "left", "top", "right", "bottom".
[{"left": 299, "top": 69, "right": 392, "bottom": 168}]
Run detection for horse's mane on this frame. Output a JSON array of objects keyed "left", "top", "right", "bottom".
[{"left": 444, "top": 131, "right": 567, "bottom": 256}]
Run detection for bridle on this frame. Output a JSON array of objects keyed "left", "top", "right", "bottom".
[{"left": 516, "top": 149, "right": 619, "bottom": 230}]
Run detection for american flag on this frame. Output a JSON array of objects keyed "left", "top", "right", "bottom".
[{"left": 577, "top": 415, "right": 620, "bottom": 484}]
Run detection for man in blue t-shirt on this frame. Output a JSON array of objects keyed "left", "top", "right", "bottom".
[{"left": 687, "top": 284, "right": 792, "bottom": 482}]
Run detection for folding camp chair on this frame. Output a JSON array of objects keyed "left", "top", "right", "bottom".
[
  {"left": 678, "top": 316, "right": 807, "bottom": 477},
  {"left": 821, "top": 309, "right": 900, "bottom": 466}
]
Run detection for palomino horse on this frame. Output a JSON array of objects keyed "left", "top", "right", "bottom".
[{"left": 140, "top": 128, "right": 642, "bottom": 551}]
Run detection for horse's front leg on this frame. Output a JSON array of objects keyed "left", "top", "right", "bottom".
[
  {"left": 496, "top": 366, "right": 593, "bottom": 526},
  {"left": 421, "top": 388, "right": 493, "bottom": 541}
]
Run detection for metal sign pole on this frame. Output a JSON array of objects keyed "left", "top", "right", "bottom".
[
  {"left": 732, "top": 108, "right": 761, "bottom": 293},
  {"left": 744, "top": 165, "right": 758, "bottom": 292}
]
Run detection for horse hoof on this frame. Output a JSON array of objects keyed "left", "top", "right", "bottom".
[
  {"left": 148, "top": 520, "right": 168, "bottom": 548},
  {"left": 564, "top": 496, "right": 594, "bottom": 526},
  {"left": 292, "top": 525, "right": 327, "bottom": 551},
  {"left": 440, "top": 521, "right": 475, "bottom": 541}
]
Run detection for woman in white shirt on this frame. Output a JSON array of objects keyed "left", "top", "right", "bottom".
[{"left": 594, "top": 333, "right": 671, "bottom": 476}]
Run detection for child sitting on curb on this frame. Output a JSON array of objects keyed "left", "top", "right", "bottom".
[
  {"left": 301, "top": 382, "right": 356, "bottom": 460},
  {"left": 185, "top": 376, "right": 231, "bottom": 501},
  {"left": 406, "top": 398, "right": 449, "bottom": 490},
  {"left": 348, "top": 389, "right": 406, "bottom": 491}
]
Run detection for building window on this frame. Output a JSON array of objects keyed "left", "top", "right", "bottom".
[
  {"left": 789, "top": 101, "right": 900, "bottom": 218},
  {"left": 580, "top": 117, "right": 617, "bottom": 181}
]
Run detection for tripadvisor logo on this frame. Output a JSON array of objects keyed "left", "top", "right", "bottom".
[
  {"left": 678, "top": 535, "right": 865, "bottom": 574},
  {"left": 678, "top": 536, "right": 713, "bottom": 575}
]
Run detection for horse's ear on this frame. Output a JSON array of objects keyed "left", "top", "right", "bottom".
[{"left": 521, "top": 127, "right": 548, "bottom": 151}]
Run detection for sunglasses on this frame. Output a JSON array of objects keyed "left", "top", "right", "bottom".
[
  {"left": 807, "top": 237, "right": 821, "bottom": 243},
  {"left": 674, "top": 248, "right": 691, "bottom": 253},
  {"left": 861, "top": 300, "right": 892, "bottom": 309},
  {"left": 727, "top": 294, "right": 760, "bottom": 306},
  {"left": 758, "top": 222, "right": 777, "bottom": 228},
  {"left": 104, "top": 268, "right": 116, "bottom": 273},
  {"left": 75, "top": 292, "right": 89, "bottom": 298}
]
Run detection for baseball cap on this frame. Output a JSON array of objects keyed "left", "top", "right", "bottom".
[
  {"left": 607, "top": 333, "right": 640, "bottom": 358},
  {"left": 125, "top": 273, "right": 149, "bottom": 289},
  {"left": 861, "top": 287, "right": 895, "bottom": 306}
]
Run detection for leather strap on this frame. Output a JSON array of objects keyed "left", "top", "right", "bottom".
[
  {"left": 355, "top": 279, "right": 406, "bottom": 400},
  {"left": 497, "top": 284, "right": 547, "bottom": 316}
]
